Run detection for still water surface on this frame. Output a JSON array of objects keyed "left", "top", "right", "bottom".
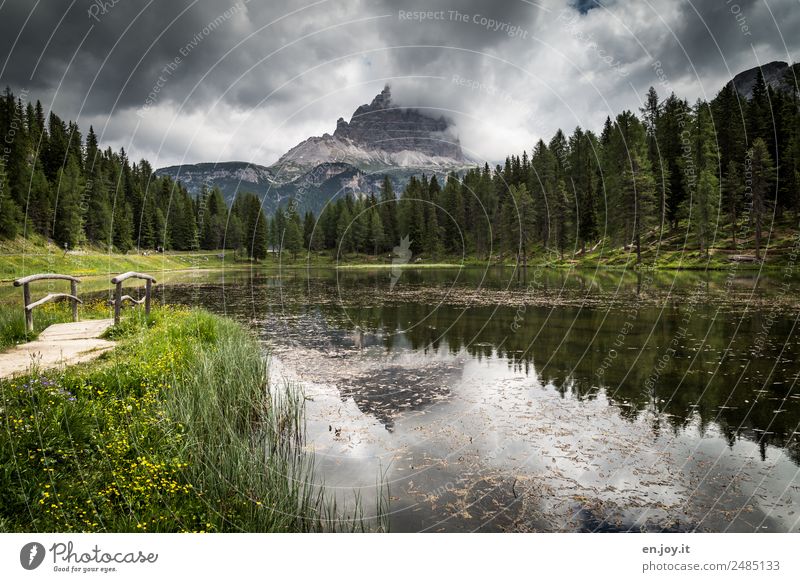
[{"left": 154, "top": 266, "right": 800, "bottom": 532}]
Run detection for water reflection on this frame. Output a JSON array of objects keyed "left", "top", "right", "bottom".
[{"left": 151, "top": 266, "right": 800, "bottom": 531}]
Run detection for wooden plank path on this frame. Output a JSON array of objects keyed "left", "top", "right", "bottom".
[{"left": 0, "top": 319, "right": 115, "bottom": 379}]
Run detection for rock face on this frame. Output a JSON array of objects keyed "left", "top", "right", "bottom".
[
  {"left": 156, "top": 161, "right": 275, "bottom": 193},
  {"left": 333, "top": 86, "right": 463, "bottom": 158},
  {"left": 270, "top": 86, "right": 468, "bottom": 181},
  {"left": 155, "top": 160, "right": 371, "bottom": 216},
  {"left": 731, "top": 61, "right": 794, "bottom": 99}
]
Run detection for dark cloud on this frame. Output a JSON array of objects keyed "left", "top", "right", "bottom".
[{"left": 0, "top": 0, "right": 797, "bottom": 167}]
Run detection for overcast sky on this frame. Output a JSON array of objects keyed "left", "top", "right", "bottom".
[{"left": 1, "top": 0, "right": 798, "bottom": 168}]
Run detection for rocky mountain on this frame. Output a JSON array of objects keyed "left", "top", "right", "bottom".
[
  {"left": 731, "top": 60, "right": 796, "bottom": 99},
  {"left": 156, "top": 86, "right": 472, "bottom": 215},
  {"left": 272, "top": 86, "right": 467, "bottom": 181},
  {"left": 156, "top": 161, "right": 275, "bottom": 194},
  {"left": 156, "top": 160, "right": 380, "bottom": 216}
]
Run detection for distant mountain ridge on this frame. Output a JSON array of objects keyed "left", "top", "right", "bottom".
[
  {"left": 156, "top": 86, "right": 471, "bottom": 215},
  {"left": 156, "top": 161, "right": 275, "bottom": 193},
  {"left": 730, "top": 60, "right": 796, "bottom": 99}
]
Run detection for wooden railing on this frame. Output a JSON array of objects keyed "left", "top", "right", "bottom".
[
  {"left": 13, "top": 274, "right": 82, "bottom": 332},
  {"left": 110, "top": 272, "right": 157, "bottom": 324}
]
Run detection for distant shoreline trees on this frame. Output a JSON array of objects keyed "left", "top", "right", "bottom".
[{"left": 1, "top": 66, "right": 798, "bottom": 264}]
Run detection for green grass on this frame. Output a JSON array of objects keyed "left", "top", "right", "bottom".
[
  {"left": 0, "top": 307, "right": 384, "bottom": 532},
  {"left": 0, "top": 236, "right": 231, "bottom": 282},
  {"left": 5, "top": 214, "right": 796, "bottom": 283}
]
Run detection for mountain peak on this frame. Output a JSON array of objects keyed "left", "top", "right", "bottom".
[
  {"left": 269, "top": 86, "right": 468, "bottom": 181},
  {"left": 369, "top": 85, "right": 392, "bottom": 109},
  {"left": 730, "top": 60, "right": 793, "bottom": 99},
  {"left": 330, "top": 86, "right": 463, "bottom": 160}
]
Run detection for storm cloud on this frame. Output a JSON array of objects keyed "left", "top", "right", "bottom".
[{"left": 0, "top": 0, "right": 797, "bottom": 168}]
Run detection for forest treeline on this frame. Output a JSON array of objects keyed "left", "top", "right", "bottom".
[
  {"left": 0, "top": 89, "right": 267, "bottom": 256},
  {"left": 298, "top": 67, "right": 799, "bottom": 263},
  {"left": 1, "top": 65, "right": 798, "bottom": 263}
]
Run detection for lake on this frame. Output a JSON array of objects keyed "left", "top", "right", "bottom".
[{"left": 147, "top": 265, "right": 800, "bottom": 532}]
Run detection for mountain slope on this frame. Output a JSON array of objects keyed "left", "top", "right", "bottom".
[
  {"left": 155, "top": 161, "right": 275, "bottom": 196},
  {"left": 157, "top": 86, "right": 473, "bottom": 215},
  {"left": 270, "top": 86, "right": 468, "bottom": 182},
  {"left": 730, "top": 60, "right": 795, "bottom": 99}
]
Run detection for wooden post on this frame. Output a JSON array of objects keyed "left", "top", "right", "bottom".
[
  {"left": 70, "top": 280, "right": 79, "bottom": 322},
  {"left": 23, "top": 282, "right": 32, "bottom": 332},
  {"left": 145, "top": 279, "right": 152, "bottom": 316},
  {"left": 114, "top": 282, "right": 122, "bottom": 325}
]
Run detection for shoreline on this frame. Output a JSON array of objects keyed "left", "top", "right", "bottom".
[{"left": 0, "top": 307, "right": 377, "bottom": 532}]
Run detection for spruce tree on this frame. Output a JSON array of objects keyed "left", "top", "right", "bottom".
[
  {"left": 303, "top": 210, "right": 315, "bottom": 250},
  {"left": 749, "top": 138, "right": 773, "bottom": 259},
  {"left": 0, "top": 161, "right": 22, "bottom": 238},
  {"left": 53, "top": 157, "right": 84, "bottom": 248},
  {"left": 336, "top": 202, "right": 353, "bottom": 254},
  {"left": 683, "top": 101, "right": 721, "bottom": 256},
  {"left": 608, "top": 111, "right": 657, "bottom": 263},
  {"left": 369, "top": 208, "right": 385, "bottom": 255},
  {"left": 722, "top": 161, "right": 743, "bottom": 246},
  {"left": 283, "top": 206, "right": 304, "bottom": 259}
]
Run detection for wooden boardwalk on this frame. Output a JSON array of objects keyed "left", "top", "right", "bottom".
[{"left": 0, "top": 319, "right": 115, "bottom": 379}]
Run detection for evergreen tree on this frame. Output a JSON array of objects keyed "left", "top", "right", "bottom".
[
  {"left": 336, "top": 201, "right": 353, "bottom": 253},
  {"left": 748, "top": 70, "right": 770, "bottom": 147},
  {"left": 369, "top": 208, "right": 385, "bottom": 255},
  {"left": 0, "top": 161, "right": 22, "bottom": 238},
  {"left": 723, "top": 161, "right": 743, "bottom": 246},
  {"left": 303, "top": 210, "right": 315, "bottom": 250},
  {"left": 283, "top": 206, "right": 304, "bottom": 259},
  {"left": 26, "top": 162, "right": 53, "bottom": 237},
  {"left": 659, "top": 94, "right": 691, "bottom": 230},
  {"left": 568, "top": 127, "right": 599, "bottom": 253},
  {"left": 378, "top": 175, "right": 397, "bottom": 245},
  {"left": 511, "top": 183, "right": 536, "bottom": 264},
  {"left": 236, "top": 193, "right": 268, "bottom": 260},
  {"left": 749, "top": 138, "right": 773, "bottom": 259},
  {"left": 682, "top": 101, "right": 721, "bottom": 255},
  {"left": 200, "top": 187, "right": 226, "bottom": 250},
  {"left": 53, "top": 157, "right": 84, "bottom": 248},
  {"left": 608, "top": 111, "right": 657, "bottom": 262}
]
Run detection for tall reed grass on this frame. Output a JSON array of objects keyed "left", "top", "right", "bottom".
[{"left": 0, "top": 307, "right": 385, "bottom": 532}]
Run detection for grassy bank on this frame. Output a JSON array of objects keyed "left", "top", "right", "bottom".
[
  {"left": 0, "top": 236, "right": 229, "bottom": 282},
  {"left": 4, "top": 217, "right": 797, "bottom": 282},
  {"left": 0, "top": 307, "right": 373, "bottom": 532}
]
